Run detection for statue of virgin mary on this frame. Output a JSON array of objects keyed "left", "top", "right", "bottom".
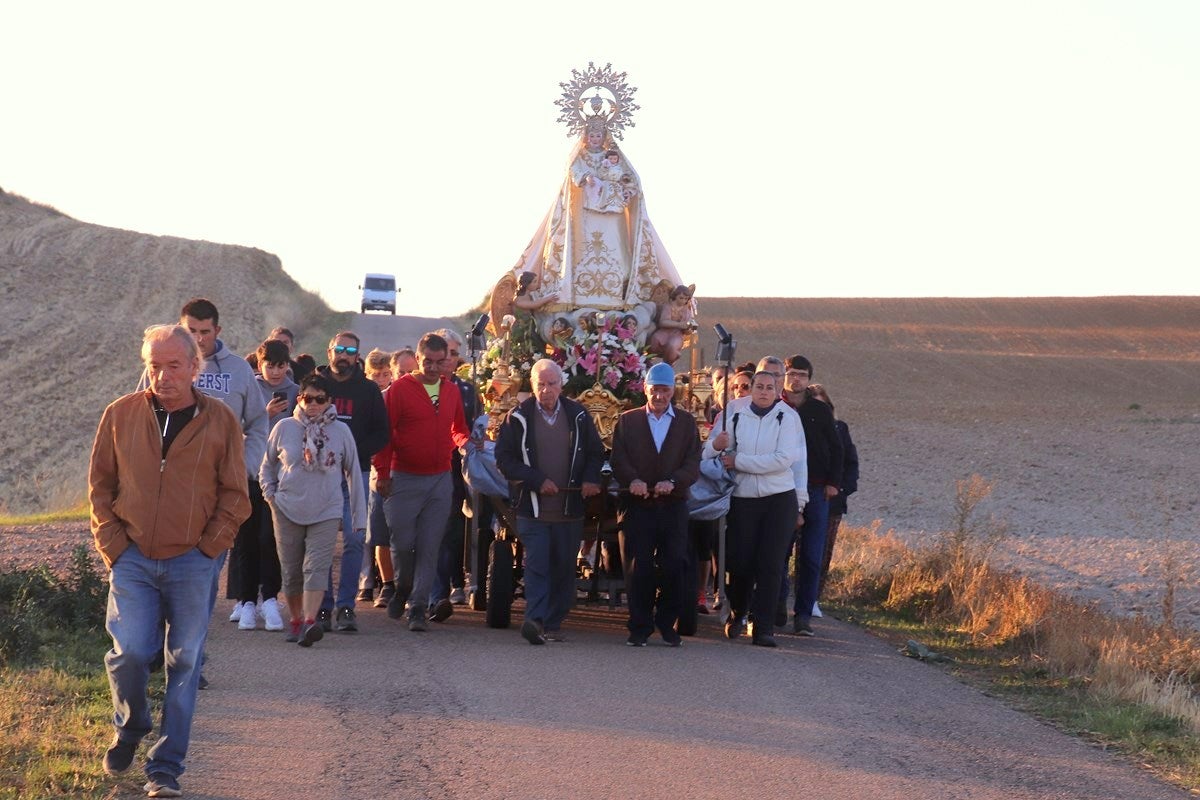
[{"left": 490, "top": 63, "right": 687, "bottom": 345}]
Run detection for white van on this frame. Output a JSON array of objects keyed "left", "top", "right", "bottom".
[{"left": 359, "top": 273, "right": 398, "bottom": 315}]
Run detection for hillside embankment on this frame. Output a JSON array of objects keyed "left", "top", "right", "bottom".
[{"left": 0, "top": 189, "right": 340, "bottom": 514}]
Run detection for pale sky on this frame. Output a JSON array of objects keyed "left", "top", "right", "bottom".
[{"left": 4, "top": 1, "right": 1198, "bottom": 316}]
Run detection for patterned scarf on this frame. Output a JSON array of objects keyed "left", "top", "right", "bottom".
[{"left": 294, "top": 404, "right": 339, "bottom": 472}]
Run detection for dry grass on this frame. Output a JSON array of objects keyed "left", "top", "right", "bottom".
[{"left": 826, "top": 475, "right": 1200, "bottom": 735}]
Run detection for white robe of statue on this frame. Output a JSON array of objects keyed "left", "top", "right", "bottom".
[{"left": 509, "top": 130, "right": 684, "bottom": 319}]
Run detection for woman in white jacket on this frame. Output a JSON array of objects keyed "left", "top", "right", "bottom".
[{"left": 703, "top": 370, "right": 804, "bottom": 647}]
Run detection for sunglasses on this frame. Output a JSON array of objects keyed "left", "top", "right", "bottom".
[
  {"left": 332, "top": 345, "right": 359, "bottom": 355},
  {"left": 733, "top": 383, "right": 751, "bottom": 391},
  {"left": 298, "top": 394, "right": 329, "bottom": 404}
]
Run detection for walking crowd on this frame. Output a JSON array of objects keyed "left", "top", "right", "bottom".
[{"left": 89, "top": 296, "right": 859, "bottom": 796}]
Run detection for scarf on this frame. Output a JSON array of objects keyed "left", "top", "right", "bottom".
[{"left": 294, "top": 404, "right": 339, "bottom": 472}]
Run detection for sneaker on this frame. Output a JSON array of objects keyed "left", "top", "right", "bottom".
[
  {"left": 812, "top": 601, "right": 823, "bottom": 618},
  {"left": 661, "top": 629, "right": 682, "bottom": 648},
  {"left": 408, "top": 610, "right": 429, "bottom": 632},
  {"left": 521, "top": 618, "right": 546, "bottom": 645},
  {"left": 430, "top": 598, "right": 453, "bottom": 623},
  {"left": 299, "top": 620, "right": 324, "bottom": 647},
  {"left": 356, "top": 587, "right": 374, "bottom": 603},
  {"left": 228, "top": 601, "right": 244, "bottom": 622},
  {"left": 387, "top": 592, "right": 405, "bottom": 620},
  {"left": 335, "top": 607, "right": 358, "bottom": 632},
  {"left": 285, "top": 619, "right": 302, "bottom": 643},
  {"left": 144, "top": 772, "right": 182, "bottom": 798},
  {"left": 261, "top": 598, "right": 284, "bottom": 631},
  {"left": 793, "top": 616, "right": 814, "bottom": 637},
  {"left": 752, "top": 634, "right": 779, "bottom": 648},
  {"left": 543, "top": 629, "right": 566, "bottom": 642},
  {"left": 375, "top": 584, "right": 395, "bottom": 609},
  {"left": 448, "top": 587, "right": 467, "bottom": 605},
  {"left": 316, "top": 607, "right": 333, "bottom": 632},
  {"left": 102, "top": 735, "right": 138, "bottom": 775},
  {"left": 625, "top": 634, "right": 648, "bottom": 647},
  {"left": 723, "top": 612, "right": 743, "bottom": 640},
  {"left": 238, "top": 601, "right": 258, "bottom": 631}
]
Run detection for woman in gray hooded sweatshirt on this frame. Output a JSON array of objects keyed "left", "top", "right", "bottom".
[{"left": 260, "top": 373, "right": 367, "bottom": 646}]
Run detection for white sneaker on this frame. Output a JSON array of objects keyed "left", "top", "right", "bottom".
[
  {"left": 228, "top": 601, "right": 244, "bottom": 622},
  {"left": 812, "top": 601, "right": 823, "bottom": 618},
  {"left": 238, "top": 601, "right": 258, "bottom": 630},
  {"left": 260, "top": 598, "right": 284, "bottom": 631}
]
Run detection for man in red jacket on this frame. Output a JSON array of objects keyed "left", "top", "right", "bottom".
[{"left": 373, "top": 332, "right": 470, "bottom": 631}]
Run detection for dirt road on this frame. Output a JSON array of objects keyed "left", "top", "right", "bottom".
[{"left": 115, "top": 602, "right": 1186, "bottom": 800}]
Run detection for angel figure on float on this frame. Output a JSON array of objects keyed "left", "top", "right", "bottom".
[{"left": 647, "top": 283, "right": 697, "bottom": 365}]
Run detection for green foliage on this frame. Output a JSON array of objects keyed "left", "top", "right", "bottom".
[{"left": 0, "top": 546, "right": 106, "bottom": 667}]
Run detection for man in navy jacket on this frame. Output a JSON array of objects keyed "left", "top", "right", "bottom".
[{"left": 495, "top": 359, "right": 604, "bottom": 645}]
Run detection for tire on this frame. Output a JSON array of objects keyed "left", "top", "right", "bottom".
[
  {"left": 361, "top": 304, "right": 367, "bottom": 314},
  {"left": 485, "top": 538, "right": 514, "bottom": 629},
  {"left": 469, "top": 514, "right": 492, "bottom": 612},
  {"left": 389, "top": 307, "right": 395, "bottom": 315}
]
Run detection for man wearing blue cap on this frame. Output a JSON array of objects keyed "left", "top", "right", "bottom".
[{"left": 610, "top": 362, "right": 702, "bottom": 646}]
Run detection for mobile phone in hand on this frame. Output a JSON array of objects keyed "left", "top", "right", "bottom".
[{"left": 272, "top": 391, "right": 287, "bottom": 402}]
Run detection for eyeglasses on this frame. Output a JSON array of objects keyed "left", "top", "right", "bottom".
[
  {"left": 298, "top": 394, "right": 330, "bottom": 404},
  {"left": 332, "top": 345, "right": 359, "bottom": 355},
  {"left": 733, "top": 383, "right": 751, "bottom": 391}
]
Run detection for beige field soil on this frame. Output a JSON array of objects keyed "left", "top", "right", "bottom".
[{"left": 1, "top": 187, "right": 1198, "bottom": 631}]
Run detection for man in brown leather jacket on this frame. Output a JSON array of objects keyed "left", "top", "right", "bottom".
[{"left": 90, "top": 323, "right": 249, "bottom": 797}]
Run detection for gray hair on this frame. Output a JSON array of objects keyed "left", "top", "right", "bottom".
[
  {"left": 530, "top": 358, "right": 564, "bottom": 385},
  {"left": 756, "top": 356, "right": 785, "bottom": 375},
  {"left": 142, "top": 324, "right": 204, "bottom": 372},
  {"left": 435, "top": 327, "right": 464, "bottom": 348}
]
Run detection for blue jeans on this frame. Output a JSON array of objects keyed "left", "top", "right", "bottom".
[
  {"left": 106, "top": 546, "right": 219, "bottom": 779},
  {"left": 518, "top": 517, "right": 582, "bottom": 631},
  {"left": 322, "top": 468, "right": 369, "bottom": 611},
  {"left": 784, "top": 486, "right": 830, "bottom": 618}
]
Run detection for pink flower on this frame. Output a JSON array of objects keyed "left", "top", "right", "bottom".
[
  {"left": 621, "top": 352, "right": 642, "bottom": 373},
  {"left": 603, "top": 368, "right": 621, "bottom": 389},
  {"left": 628, "top": 379, "right": 645, "bottom": 394},
  {"left": 579, "top": 347, "right": 599, "bottom": 375}
]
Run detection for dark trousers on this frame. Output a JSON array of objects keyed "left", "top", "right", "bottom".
[
  {"left": 227, "top": 480, "right": 279, "bottom": 603},
  {"left": 432, "top": 489, "right": 467, "bottom": 603},
  {"left": 518, "top": 517, "right": 583, "bottom": 631},
  {"left": 727, "top": 490, "right": 798, "bottom": 636},
  {"left": 790, "top": 487, "right": 830, "bottom": 618},
  {"left": 619, "top": 500, "right": 689, "bottom": 638}
]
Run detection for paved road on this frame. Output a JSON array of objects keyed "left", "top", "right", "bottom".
[
  {"left": 110, "top": 599, "right": 1187, "bottom": 800},
  {"left": 349, "top": 312, "right": 461, "bottom": 355}
]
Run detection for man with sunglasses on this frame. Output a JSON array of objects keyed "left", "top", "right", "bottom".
[{"left": 313, "top": 331, "right": 390, "bottom": 632}]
